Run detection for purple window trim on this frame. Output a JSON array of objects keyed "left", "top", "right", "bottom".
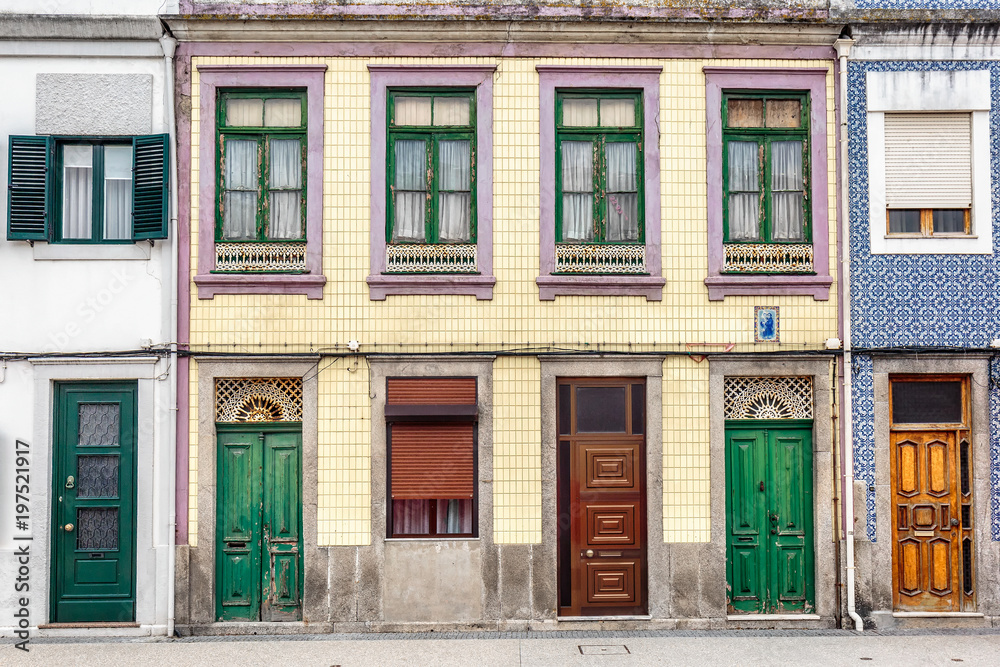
[
  {"left": 193, "top": 64, "right": 328, "bottom": 300},
  {"left": 176, "top": 42, "right": 837, "bottom": 62},
  {"left": 703, "top": 66, "right": 833, "bottom": 301},
  {"left": 537, "top": 65, "right": 665, "bottom": 301},
  {"left": 368, "top": 64, "right": 497, "bottom": 300}
]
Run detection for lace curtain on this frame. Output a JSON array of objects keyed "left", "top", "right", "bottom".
[
  {"left": 393, "top": 139, "right": 426, "bottom": 242},
  {"left": 561, "top": 140, "right": 594, "bottom": 242},
  {"left": 268, "top": 139, "right": 302, "bottom": 239},
  {"left": 727, "top": 141, "right": 760, "bottom": 241},
  {"left": 606, "top": 142, "right": 639, "bottom": 241},
  {"left": 223, "top": 139, "right": 258, "bottom": 240},
  {"left": 770, "top": 140, "right": 805, "bottom": 241}
]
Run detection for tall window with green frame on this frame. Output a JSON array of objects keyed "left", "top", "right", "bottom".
[
  {"left": 217, "top": 90, "right": 307, "bottom": 246},
  {"left": 556, "top": 91, "right": 643, "bottom": 245},
  {"left": 387, "top": 90, "right": 476, "bottom": 245},
  {"left": 722, "top": 92, "right": 810, "bottom": 250}
]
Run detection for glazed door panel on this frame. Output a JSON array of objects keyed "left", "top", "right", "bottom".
[
  {"left": 217, "top": 428, "right": 302, "bottom": 622},
  {"left": 51, "top": 383, "right": 137, "bottom": 623},
  {"left": 558, "top": 380, "right": 647, "bottom": 617},
  {"left": 891, "top": 430, "right": 968, "bottom": 612},
  {"left": 726, "top": 425, "right": 814, "bottom": 614}
]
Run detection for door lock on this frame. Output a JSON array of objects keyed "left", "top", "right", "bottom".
[
  {"left": 951, "top": 518, "right": 960, "bottom": 527},
  {"left": 64, "top": 523, "right": 75, "bottom": 532},
  {"left": 65, "top": 476, "right": 75, "bottom": 489},
  {"left": 584, "top": 549, "right": 595, "bottom": 558}
]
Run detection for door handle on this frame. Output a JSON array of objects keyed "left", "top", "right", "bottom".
[
  {"left": 65, "top": 476, "right": 75, "bottom": 489},
  {"left": 951, "top": 518, "right": 960, "bottom": 527},
  {"left": 584, "top": 549, "right": 594, "bottom": 558},
  {"left": 64, "top": 523, "right": 75, "bottom": 532}
]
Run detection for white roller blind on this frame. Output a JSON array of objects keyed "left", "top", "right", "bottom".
[{"left": 884, "top": 113, "right": 972, "bottom": 208}]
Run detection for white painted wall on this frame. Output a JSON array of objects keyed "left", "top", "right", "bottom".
[
  {"left": 0, "top": 0, "right": 172, "bottom": 14},
  {"left": 0, "top": 23, "right": 175, "bottom": 637}
]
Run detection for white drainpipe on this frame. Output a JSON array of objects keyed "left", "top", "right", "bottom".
[
  {"left": 835, "top": 35, "right": 863, "bottom": 633},
  {"left": 159, "top": 30, "right": 179, "bottom": 639}
]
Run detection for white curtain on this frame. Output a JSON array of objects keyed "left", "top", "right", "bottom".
[
  {"left": 226, "top": 98, "right": 263, "bottom": 127},
  {"left": 562, "top": 98, "right": 598, "bottom": 127},
  {"left": 771, "top": 140, "right": 804, "bottom": 241},
  {"left": 223, "top": 139, "right": 258, "bottom": 240},
  {"left": 438, "top": 140, "right": 471, "bottom": 242},
  {"left": 436, "top": 499, "right": 473, "bottom": 534},
  {"left": 606, "top": 142, "right": 639, "bottom": 241},
  {"left": 561, "top": 140, "right": 594, "bottom": 242},
  {"left": 62, "top": 145, "right": 93, "bottom": 239},
  {"left": 395, "top": 97, "right": 432, "bottom": 126},
  {"left": 264, "top": 98, "right": 301, "bottom": 127},
  {"left": 727, "top": 141, "right": 760, "bottom": 241},
  {"left": 601, "top": 99, "right": 635, "bottom": 127},
  {"left": 392, "top": 500, "right": 429, "bottom": 535},
  {"left": 268, "top": 139, "right": 302, "bottom": 239},
  {"left": 393, "top": 139, "right": 426, "bottom": 242},
  {"left": 433, "top": 97, "right": 470, "bottom": 126},
  {"left": 103, "top": 145, "right": 133, "bottom": 240}
]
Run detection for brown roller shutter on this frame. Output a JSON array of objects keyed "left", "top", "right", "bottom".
[
  {"left": 387, "top": 377, "right": 477, "bottom": 405},
  {"left": 390, "top": 422, "right": 475, "bottom": 499}
]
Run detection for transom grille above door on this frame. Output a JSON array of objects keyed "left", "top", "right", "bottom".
[
  {"left": 724, "top": 376, "right": 813, "bottom": 420},
  {"left": 216, "top": 378, "right": 303, "bottom": 423}
]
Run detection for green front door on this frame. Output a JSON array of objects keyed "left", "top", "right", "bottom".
[
  {"left": 726, "top": 421, "right": 814, "bottom": 614},
  {"left": 217, "top": 426, "right": 302, "bottom": 621},
  {"left": 51, "top": 382, "right": 137, "bottom": 622}
]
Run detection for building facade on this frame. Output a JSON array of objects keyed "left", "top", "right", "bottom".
[
  {"left": 168, "top": 1, "right": 845, "bottom": 632},
  {"left": 0, "top": 1, "right": 178, "bottom": 637},
  {"left": 839, "top": 0, "right": 1000, "bottom": 629}
]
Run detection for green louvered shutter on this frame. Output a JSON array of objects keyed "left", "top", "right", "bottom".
[
  {"left": 7, "top": 135, "right": 52, "bottom": 241},
  {"left": 131, "top": 134, "right": 169, "bottom": 240}
]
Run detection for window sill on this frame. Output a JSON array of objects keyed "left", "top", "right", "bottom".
[
  {"left": 195, "top": 272, "right": 326, "bottom": 299},
  {"left": 367, "top": 273, "right": 496, "bottom": 300},
  {"left": 704, "top": 273, "right": 832, "bottom": 301},
  {"left": 536, "top": 274, "right": 665, "bottom": 301},
  {"left": 33, "top": 243, "right": 153, "bottom": 261}
]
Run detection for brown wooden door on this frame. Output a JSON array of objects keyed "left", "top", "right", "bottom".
[
  {"left": 558, "top": 379, "right": 647, "bottom": 617},
  {"left": 891, "top": 430, "right": 971, "bottom": 612}
]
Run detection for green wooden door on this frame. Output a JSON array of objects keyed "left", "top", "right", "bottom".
[
  {"left": 51, "top": 382, "right": 137, "bottom": 622},
  {"left": 726, "top": 422, "right": 814, "bottom": 614},
  {"left": 217, "top": 427, "right": 302, "bottom": 621}
]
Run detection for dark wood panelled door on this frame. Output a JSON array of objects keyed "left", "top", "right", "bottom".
[
  {"left": 890, "top": 376, "right": 975, "bottom": 613},
  {"left": 217, "top": 427, "right": 302, "bottom": 621},
  {"left": 558, "top": 379, "right": 647, "bottom": 617},
  {"left": 52, "top": 382, "right": 137, "bottom": 622},
  {"left": 726, "top": 423, "right": 814, "bottom": 614}
]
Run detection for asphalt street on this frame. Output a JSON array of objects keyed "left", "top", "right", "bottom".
[{"left": 4, "top": 630, "right": 1000, "bottom": 667}]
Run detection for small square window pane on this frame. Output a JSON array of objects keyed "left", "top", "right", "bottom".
[
  {"left": 607, "top": 192, "right": 639, "bottom": 241},
  {"left": 436, "top": 499, "right": 473, "bottom": 534},
  {"left": 223, "top": 193, "right": 258, "bottom": 240},
  {"left": 395, "top": 97, "right": 432, "bottom": 126},
  {"left": 438, "top": 193, "right": 470, "bottom": 242},
  {"left": 766, "top": 99, "right": 802, "bottom": 128},
  {"left": 263, "top": 98, "right": 301, "bottom": 127},
  {"left": 562, "top": 98, "right": 599, "bottom": 127},
  {"left": 433, "top": 97, "right": 470, "bottom": 126},
  {"left": 600, "top": 98, "right": 635, "bottom": 127},
  {"left": 727, "top": 99, "right": 763, "bottom": 128},
  {"left": 888, "top": 210, "right": 921, "bottom": 234},
  {"left": 226, "top": 98, "right": 263, "bottom": 127},
  {"left": 269, "top": 192, "right": 302, "bottom": 240},
  {"left": 394, "top": 139, "right": 426, "bottom": 191},
  {"left": 62, "top": 145, "right": 94, "bottom": 240},
  {"left": 576, "top": 386, "right": 627, "bottom": 432},
  {"left": 933, "top": 209, "right": 967, "bottom": 234},
  {"left": 393, "top": 192, "right": 426, "bottom": 242},
  {"left": 392, "top": 499, "right": 430, "bottom": 535}
]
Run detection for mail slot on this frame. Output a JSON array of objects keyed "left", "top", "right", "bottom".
[
  {"left": 90, "top": 553, "right": 104, "bottom": 559},
  {"left": 227, "top": 541, "right": 247, "bottom": 549}
]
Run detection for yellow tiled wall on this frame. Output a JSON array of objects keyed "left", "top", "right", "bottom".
[{"left": 186, "top": 56, "right": 838, "bottom": 547}]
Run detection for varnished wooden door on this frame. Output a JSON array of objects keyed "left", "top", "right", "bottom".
[
  {"left": 891, "top": 430, "right": 974, "bottom": 612},
  {"left": 558, "top": 379, "right": 647, "bottom": 617}
]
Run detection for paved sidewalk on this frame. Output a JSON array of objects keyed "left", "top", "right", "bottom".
[{"left": 4, "top": 630, "right": 1000, "bottom": 666}]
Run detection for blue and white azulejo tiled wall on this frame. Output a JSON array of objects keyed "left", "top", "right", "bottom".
[
  {"left": 847, "top": 59, "right": 1000, "bottom": 541},
  {"left": 855, "top": 0, "right": 1000, "bottom": 8}
]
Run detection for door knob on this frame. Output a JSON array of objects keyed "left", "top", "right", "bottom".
[
  {"left": 951, "top": 518, "right": 960, "bottom": 527},
  {"left": 585, "top": 549, "right": 594, "bottom": 557},
  {"left": 64, "top": 523, "right": 75, "bottom": 532}
]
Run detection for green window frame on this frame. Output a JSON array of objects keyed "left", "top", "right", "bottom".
[
  {"left": 722, "top": 91, "right": 811, "bottom": 246},
  {"left": 6, "top": 134, "right": 169, "bottom": 243},
  {"left": 215, "top": 89, "right": 307, "bottom": 244},
  {"left": 386, "top": 89, "right": 477, "bottom": 245},
  {"left": 555, "top": 90, "right": 644, "bottom": 245}
]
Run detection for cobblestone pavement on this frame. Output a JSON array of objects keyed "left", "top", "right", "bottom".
[{"left": 4, "top": 629, "right": 1000, "bottom": 666}]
